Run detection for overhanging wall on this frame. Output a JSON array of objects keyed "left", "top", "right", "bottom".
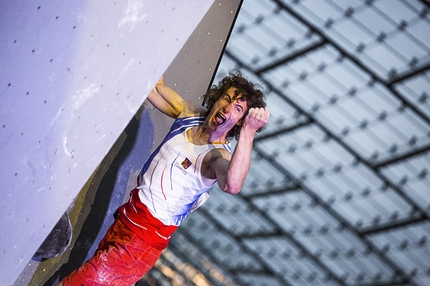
[{"left": 0, "top": 1, "right": 215, "bottom": 284}]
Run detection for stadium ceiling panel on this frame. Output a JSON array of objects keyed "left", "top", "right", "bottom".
[{"left": 141, "top": 1, "right": 430, "bottom": 285}]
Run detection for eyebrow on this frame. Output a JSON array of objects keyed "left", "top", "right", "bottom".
[
  {"left": 224, "top": 92, "right": 246, "bottom": 107},
  {"left": 229, "top": 92, "right": 244, "bottom": 101}
]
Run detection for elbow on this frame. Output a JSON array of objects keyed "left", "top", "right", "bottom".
[
  {"left": 221, "top": 182, "right": 242, "bottom": 195},
  {"left": 229, "top": 188, "right": 241, "bottom": 195}
]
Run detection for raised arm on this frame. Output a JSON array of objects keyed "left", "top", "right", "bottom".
[
  {"left": 146, "top": 76, "right": 185, "bottom": 118},
  {"left": 147, "top": 77, "right": 205, "bottom": 118},
  {"left": 214, "top": 107, "right": 270, "bottom": 194}
]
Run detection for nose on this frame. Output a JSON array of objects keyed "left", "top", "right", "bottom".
[{"left": 223, "top": 103, "right": 232, "bottom": 113}]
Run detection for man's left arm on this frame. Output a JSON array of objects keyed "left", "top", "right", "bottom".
[{"left": 215, "top": 107, "right": 270, "bottom": 194}]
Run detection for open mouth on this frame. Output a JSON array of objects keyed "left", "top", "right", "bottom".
[{"left": 215, "top": 112, "right": 226, "bottom": 125}]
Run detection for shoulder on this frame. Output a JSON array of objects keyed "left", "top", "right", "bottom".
[
  {"left": 178, "top": 100, "right": 207, "bottom": 118},
  {"left": 204, "top": 146, "right": 231, "bottom": 164},
  {"left": 201, "top": 146, "right": 231, "bottom": 180}
]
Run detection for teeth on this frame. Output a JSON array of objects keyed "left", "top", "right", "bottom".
[{"left": 216, "top": 113, "right": 226, "bottom": 124}]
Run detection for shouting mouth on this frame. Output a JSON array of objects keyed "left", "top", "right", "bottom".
[{"left": 215, "top": 112, "right": 226, "bottom": 125}]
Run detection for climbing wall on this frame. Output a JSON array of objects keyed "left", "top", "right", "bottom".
[{"left": 0, "top": 1, "right": 215, "bottom": 285}]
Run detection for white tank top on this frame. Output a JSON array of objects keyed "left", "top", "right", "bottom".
[{"left": 137, "top": 116, "right": 231, "bottom": 226}]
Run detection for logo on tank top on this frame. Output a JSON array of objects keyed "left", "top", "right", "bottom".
[{"left": 181, "top": 157, "right": 192, "bottom": 169}]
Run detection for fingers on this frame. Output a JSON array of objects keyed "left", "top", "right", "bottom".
[
  {"left": 156, "top": 76, "right": 165, "bottom": 86},
  {"left": 248, "top": 107, "right": 270, "bottom": 122},
  {"left": 244, "top": 107, "right": 270, "bottom": 130}
]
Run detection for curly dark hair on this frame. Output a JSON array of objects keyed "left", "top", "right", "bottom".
[{"left": 202, "top": 70, "right": 266, "bottom": 140}]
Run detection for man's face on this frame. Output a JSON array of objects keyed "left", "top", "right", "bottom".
[{"left": 207, "top": 87, "right": 248, "bottom": 134}]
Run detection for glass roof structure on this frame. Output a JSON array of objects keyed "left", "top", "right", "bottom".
[{"left": 138, "top": 0, "right": 430, "bottom": 285}]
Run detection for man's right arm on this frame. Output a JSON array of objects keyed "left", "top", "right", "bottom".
[{"left": 213, "top": 107, "right": 270, "bottom": 195}]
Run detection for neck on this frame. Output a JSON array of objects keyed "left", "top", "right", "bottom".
[{"left": 192, "top": 124, "right": 228, "bottom": 145}]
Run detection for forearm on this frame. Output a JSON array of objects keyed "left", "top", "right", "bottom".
[{"left": 219, "top": 128, "right": 255, "bottom": 194}]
